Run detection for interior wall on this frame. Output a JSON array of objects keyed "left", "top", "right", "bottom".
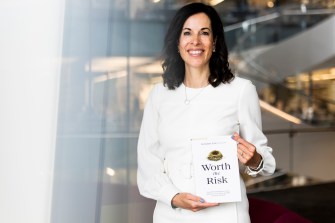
[
  {"left": 0, "top": 1, "right": 65, "bottom": 222},
  {"left": 262, "top": 112, "right": 335, "bottom": 181}
]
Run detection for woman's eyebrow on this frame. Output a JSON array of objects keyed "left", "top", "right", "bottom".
[{"left": 182, "top": 27, "right": 211, "bottom": 31}]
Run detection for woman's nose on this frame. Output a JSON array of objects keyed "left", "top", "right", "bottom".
[{"left": 191, "top": 35, "right": 201, "bottom": 45}]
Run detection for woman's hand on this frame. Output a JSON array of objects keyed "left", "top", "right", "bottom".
[
  {"left": 171, "top": 193, "right": 219, "bottom": 212},
  {"left": 232, "top": 132, "right": 262, "bottom": 169}
]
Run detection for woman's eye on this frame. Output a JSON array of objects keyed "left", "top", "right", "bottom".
[
  {"left": 183, "top": 31, "right": 191, "bottom": 36},
  {"left": 201, "top": 31, "right": 210, "bottom": 36}
]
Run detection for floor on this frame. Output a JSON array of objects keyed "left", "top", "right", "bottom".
[{"left": 245, "top": 171, "right": 335, "bottom": 223}]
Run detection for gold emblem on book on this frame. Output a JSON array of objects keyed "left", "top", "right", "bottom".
[{"left": 207, "top": 150, "right": 223, "bottom": 161}]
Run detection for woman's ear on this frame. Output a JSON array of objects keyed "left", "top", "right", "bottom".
[
  {"left": 213, "top": 37, "right": 217, "bottom": 47},
  {"left": 213, "top": 38, "right": 217, "bottom": 52}
]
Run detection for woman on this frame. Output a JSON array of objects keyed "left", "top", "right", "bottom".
[{"left": 137, "top": 3, "right": 275, "bottom": 223}]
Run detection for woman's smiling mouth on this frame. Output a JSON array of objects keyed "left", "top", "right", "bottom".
[{"left": 188, "top": 49, "right": 204, "bottom": 56}]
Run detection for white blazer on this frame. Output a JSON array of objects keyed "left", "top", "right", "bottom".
[{"left": 137, "top": 77, "right": 276, "bottom": 223}]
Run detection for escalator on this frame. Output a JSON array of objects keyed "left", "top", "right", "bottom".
[{"left": 225, "top": 6, "right": 335, "bottom": 126}]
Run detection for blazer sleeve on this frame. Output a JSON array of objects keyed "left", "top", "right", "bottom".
[
  {"left": 137, "top": 85, "right": 180, "bottom": 206},
  {"left": 238, "top": 80, "right": 276, "bottom": 176}
]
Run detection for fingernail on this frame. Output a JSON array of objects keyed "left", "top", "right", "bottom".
[
  {"left": 200, "top": 198, "right": 205, "bottom": 203},
  {"left": 231, "top": 135, "right": 235, "bottom": 139}
]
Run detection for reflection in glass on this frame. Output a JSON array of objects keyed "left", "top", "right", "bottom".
[{"left": 52, "top": 1, "right": 335, "bottom": 223}]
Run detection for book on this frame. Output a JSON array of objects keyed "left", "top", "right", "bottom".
[{"left": 191, "top": 136, "right": 241, "bottom": 203}]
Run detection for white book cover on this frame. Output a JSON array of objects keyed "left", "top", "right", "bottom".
[{"left": 191, "top": 136, "right": 241, "bottom": 203}]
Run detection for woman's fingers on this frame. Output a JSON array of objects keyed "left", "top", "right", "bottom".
[
  {"left": 233, "top": 133, "right": 256, "bottom": 152},
  {"left": 191, "top": 199, "right": 219, "bottom": 212},
  {"left": 232, "top": 133, "right": 257, "bottom": 164},
  {"left": 173, "top": 193, "right": 219, "bottom": 212},
  {"left": 232, "top": 133, "right": 262, "bottom": 167}
]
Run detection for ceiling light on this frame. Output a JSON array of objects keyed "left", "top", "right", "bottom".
[
  {"left": 210, "top": 0, "right": 224, "bottom": 6},
  {"left": 260, "top": 100, "right": 302, "bottom": 124},
  {"left": 106, "top": 167, "right": 116, "bottom": 176}
]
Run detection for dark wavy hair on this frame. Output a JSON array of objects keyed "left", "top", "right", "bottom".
[{"left": 162, "top": 3, "right": 234, "bottom": 90}]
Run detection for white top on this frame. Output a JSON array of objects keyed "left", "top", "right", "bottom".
[{"left": 137, "top": 77, "right": 276, "bottom": 223}]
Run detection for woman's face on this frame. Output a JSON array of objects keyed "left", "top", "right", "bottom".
[{"left": 178, "top": 13, "right": 215, "bottom": 70}]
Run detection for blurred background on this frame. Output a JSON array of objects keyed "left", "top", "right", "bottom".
[{"left": 0, "top": 0, "right": 335, "bottom": 222}]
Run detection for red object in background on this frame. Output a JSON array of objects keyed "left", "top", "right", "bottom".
[{"left": 248, "top": 197, "right": 313, "bottom": 223}]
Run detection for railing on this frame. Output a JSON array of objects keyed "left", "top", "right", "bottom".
[
  {"left": 244, "top": 126, "right": 335, "bottom": 193},
  {"left": 224, "top": 6, "right": 335, "bottom": 127}
]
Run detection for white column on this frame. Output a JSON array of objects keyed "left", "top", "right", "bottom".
[{"left": 0, "top": 1, "right": 65, "bottom": 222}]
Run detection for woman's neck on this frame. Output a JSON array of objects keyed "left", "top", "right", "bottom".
[{"left": 184, "top": 67, "right": 210, "bottom": 88}]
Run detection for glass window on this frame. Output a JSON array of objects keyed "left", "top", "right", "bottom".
[{"left": 52, "top": 0, "right": 169, "bottom": 222}]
